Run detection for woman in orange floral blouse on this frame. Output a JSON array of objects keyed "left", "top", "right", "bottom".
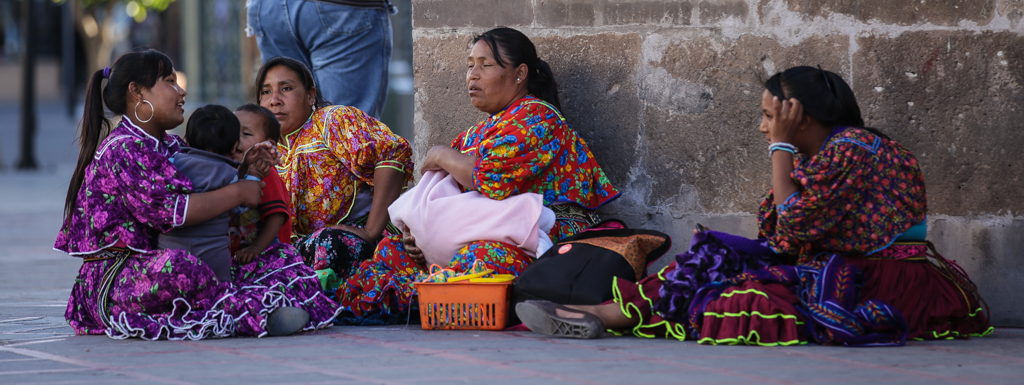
[
  {"left": 254, "top": 57, "right": 413, "bottom": 285},
  {"left": 337, "top": 28, "right": 620, "bottom": 324}
]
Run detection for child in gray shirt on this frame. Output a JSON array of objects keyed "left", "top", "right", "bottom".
[{"left": 157, "top": 104, "right": 262, "bottom": 282}]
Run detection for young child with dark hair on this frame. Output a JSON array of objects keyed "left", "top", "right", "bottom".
[
  {"left": 157, "top": 104, "right": 267, "bottom": 282},
  {"left": 230, "top": 104, "right": 294, "bottom": 263}
]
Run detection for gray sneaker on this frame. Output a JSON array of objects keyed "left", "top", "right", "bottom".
[{"left": 516, "top": 300, "right": 604, "bottom": 339}]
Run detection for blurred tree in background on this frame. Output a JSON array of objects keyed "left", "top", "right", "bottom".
[{"left": 54, "top": 0, "right": 175, "bottom": 73}]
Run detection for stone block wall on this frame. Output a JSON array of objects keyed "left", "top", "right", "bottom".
[{"left": 410, "top": 0, "right": 1024, "bottom": 325}]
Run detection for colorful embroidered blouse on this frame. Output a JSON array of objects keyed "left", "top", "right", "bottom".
[
  {"left": 758, "top": 127, "right": 927, "bottom": 262},
  {"left": 452, "top": 95, "right": 619, "bottom": 209},
  {"left": 276, "top": 105, "right": 413, "bottom": 236},
  {"left": 55, "top": 119, "right": 193, "bottom": 255}
]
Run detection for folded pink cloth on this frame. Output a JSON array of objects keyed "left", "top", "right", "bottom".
[{"left": 389, "top": 171, "right": 546, "bottom": 266}]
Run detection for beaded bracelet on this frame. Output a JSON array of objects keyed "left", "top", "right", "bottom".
[{"left": 768, "top": 142, "right": 798, "bottom": 157}]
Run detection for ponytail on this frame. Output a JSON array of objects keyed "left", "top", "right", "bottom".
[
  {"left": 473, "top": 27, "right": 562, "bottom": 110},
  {"left": 64, "top": 48, "right": 175, "bottom": 218},
  {"left": 65, "top": 70, "right": 112, "bottom": 217},
  {"left": 528, "top": 59, "right": 561, "bottom": 110}
]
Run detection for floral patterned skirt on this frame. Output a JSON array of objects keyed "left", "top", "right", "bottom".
[
  {"left": 295, "top": 227, "right": 376, "bottom": 280},
  {"left": 292, "top": 217, "right": 402, "bottom": 294},
  {"left": 65, "top": 243, "right": 341, "bottom": 340}
]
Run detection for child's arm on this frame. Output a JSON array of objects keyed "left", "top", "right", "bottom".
[{"left": 234, "top": 213, "right": 288, "bottom": 264}]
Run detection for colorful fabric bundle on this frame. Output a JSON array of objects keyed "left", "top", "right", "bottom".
[
  {"left": 690, "top": 255, "right": 908, "bottom": 346},
  {"left": 654, "top": 231, "right": 780, "bottom": 324},
  {"left": 388, "top": 170, "right": 553, "bottom": 266}
]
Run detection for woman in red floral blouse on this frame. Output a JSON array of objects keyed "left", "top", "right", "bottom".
[{"left": 338, "top": 27, "right": 620, "bottom": 323}]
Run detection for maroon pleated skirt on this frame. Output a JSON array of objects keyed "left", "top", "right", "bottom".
[{"left": 846, "top": 256, "right": 992, "bottom": 340}]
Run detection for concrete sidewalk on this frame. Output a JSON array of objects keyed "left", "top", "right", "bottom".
[{"left": 1, "top": 117, "right": 1023, "bottom": 384}]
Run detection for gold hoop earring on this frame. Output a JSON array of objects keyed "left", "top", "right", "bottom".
[{"left": 135, "top": 100, "right": 154, "bottom": 123}]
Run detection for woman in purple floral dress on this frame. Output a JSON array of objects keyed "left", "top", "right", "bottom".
[{"left": 56, "top": 49, "right": 340, "bottom": 340}]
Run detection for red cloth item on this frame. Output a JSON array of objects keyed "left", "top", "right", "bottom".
[
  {"left": 258, "top": 171, "right": 293, "bottom": 244},
  {"left": 846, "top": 258, "right": 992, "bottom": 340},
  {"left": 228, "top": 172, "right": 294, "bottom": 254}
]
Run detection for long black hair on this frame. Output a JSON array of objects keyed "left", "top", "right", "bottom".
[
  {"left": 185, "top": 105, "right": 240, "bottom": 156},
  {"left": 65, "top": 48, "right": 175, "bottom": 217},
  {"left": 253, "top": 57, "right": 329, "bottom": 108},
  {"left": 473, "top": 27, "right": 561, "bottom": 110},
  {"left": 765, "top": 66, "right": 888, "bottom": 139}
]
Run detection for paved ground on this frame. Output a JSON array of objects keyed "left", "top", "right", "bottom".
[{"left": 2, "top": 102, "right": 1024, "bottom": 384}]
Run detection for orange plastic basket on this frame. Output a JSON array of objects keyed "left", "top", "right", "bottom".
[{"left": 414, "top": 281, "right": 512, "bottom": 330}]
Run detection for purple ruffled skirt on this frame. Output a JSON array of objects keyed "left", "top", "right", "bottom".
[{"left": 65, "top": 243, "right": 341, "bottom": 340}]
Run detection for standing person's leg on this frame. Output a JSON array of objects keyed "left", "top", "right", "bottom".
[
  {"left": 246, "top": 0, "right": 315, "bottom": 72},
  {"left": 294, "top": 3, "right": 391, "bottom": 118}
]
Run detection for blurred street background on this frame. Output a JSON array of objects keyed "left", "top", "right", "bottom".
[
  {"left": 3, "top": 2, "right": 1024, "bottom": 384},
  {"left": 0, "top": 0, "right": 414, "bottom": 172}
]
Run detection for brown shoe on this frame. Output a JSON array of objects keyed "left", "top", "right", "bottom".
[{"left": 515, "top": 300, "right": 604, "bottom": 339}]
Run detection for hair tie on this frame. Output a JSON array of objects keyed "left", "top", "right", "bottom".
[
  {"left": 102, "top": 67, "right": 111, "bottom": 79},
  {"left": 817, "top": 64, "right": 834, "bottom": 95}
]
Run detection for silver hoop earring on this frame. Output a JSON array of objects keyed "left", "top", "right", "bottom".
[{"left": 135, "top": 100, "right": 154, "bottom": 123}]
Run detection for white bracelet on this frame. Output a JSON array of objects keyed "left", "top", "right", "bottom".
[{"left": 768, "top": 142, "right": 798, "bottom": 157}]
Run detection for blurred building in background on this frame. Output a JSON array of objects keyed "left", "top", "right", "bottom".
[{"left": 0, "top": 0, "right": 414, "bottom": 168}]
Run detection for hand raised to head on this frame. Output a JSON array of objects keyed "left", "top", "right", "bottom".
[{"left": 769, "top": 96, "right": 804, "bottom": 144}]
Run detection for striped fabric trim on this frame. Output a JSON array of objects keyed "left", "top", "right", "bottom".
[
  {"left": 258, "top": 199, "right": 290, "bottom": 213},
  {"left": 611, "top": 269, "right": 687, "bottom": 341},
  {"left": 702, "top": 310, "right": 800, "bottom": 321},
  {"left": 697, "top": 330, "right": 805, "bottom": 346}
]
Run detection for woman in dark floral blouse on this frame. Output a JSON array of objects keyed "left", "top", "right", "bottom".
[{"left": 517, "top": 66, "right": 992, "bottom": 346}]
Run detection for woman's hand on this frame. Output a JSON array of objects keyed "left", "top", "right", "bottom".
[
  {"left": 239, "top": 141, "right": 280, "bottom": 179},
  {"left": 421, "top": 146, "right": 478, "bottom": 189},
  {"left": 401, "top": 225, "right": 426, "bottom": 266},
  {"left": 421, "top": 145, "right": 451, "bottom": 172},
  {"left": 768, "top": 96, "right": 804, "bottom": 144}
]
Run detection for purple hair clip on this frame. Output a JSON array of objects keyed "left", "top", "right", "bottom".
[{"left": 102, "top": 67, "right": 111, "bottom": 79}]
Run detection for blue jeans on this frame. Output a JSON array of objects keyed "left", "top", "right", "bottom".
[{"left": 246, "top": 0, "right": 392, "bottom": 119}]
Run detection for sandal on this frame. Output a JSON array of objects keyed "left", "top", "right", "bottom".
[{"left": 515, "top": 300, "right": 604, "bottom": 339}]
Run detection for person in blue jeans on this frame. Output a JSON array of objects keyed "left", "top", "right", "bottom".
[{"left": 246, "top": 0, "right": 394, "bottom": 119}]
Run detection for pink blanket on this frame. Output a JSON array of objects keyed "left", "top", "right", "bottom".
[{"left": 388, "top": 171, "right": 546, "bottom": 266}]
